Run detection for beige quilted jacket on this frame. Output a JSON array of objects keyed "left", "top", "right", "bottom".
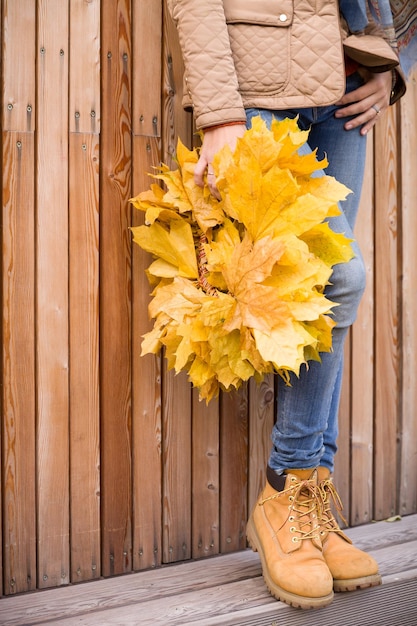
[{"left": 167, "top": 0, "right": 404, "bottom": 129}]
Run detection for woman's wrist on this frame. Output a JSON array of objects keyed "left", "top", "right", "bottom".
[{"left": 203, "top": 121, "right": 246, "bottom": 132}]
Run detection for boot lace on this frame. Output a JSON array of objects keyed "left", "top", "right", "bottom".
[
  {"left": 318, "top": 479, "right": 347, "bottom": 533},
  {"left": 260, "top": 478, "right": 322, "bottom": 542}
]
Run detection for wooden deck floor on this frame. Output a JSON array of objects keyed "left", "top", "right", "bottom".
[{"left": 1, "top": 514, "right": 416, "bottom": 626}]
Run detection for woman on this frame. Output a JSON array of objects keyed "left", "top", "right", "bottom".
[{"left": 167, "top": 0, "right": 405, "bottom": 609}]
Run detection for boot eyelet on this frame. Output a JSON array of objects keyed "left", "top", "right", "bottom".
[
  {"left": 288, "top": 495, "right": 294, "bottom": 502},
  {"left": 292, "top": 536, "right": 299, "bottom": 543},
  {"left": 288, "top": 515, "right": 294, "bottom": 522},
  {"left": 290, "top": 526, "right": 296, "bottom": 533}
]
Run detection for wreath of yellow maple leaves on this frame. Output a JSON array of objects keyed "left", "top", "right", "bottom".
[{"left": 130, "top": 116, "right": 354, "bottom": 402}]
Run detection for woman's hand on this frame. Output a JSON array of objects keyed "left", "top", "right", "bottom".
[
  {"left": 335, "top": 69, "right": 393, "bottom": 135},
  {"left": 194, "top": 123, "right": 246, "bottom": 198}
]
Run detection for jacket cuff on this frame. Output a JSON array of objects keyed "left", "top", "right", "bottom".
[
  {"left": 390, "top": 67, "right": 407, "bottom": 105},
  {"left": 195, "top": 108, "right": 247, "bottom": 131}
]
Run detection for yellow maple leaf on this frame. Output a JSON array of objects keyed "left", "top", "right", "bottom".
[
  {"left": 302, "top": 315, "right": 336, "bottom": 362},
  {"left": 130, "top": 183, "right": 167, "bottom": 211},
  {"left": 222, "top": 159, "right": 301, "bottom": 241},
  {"left": 161, "top": 139, "right": 225, "bottom": 231},
  {"left": 270, "top": 117, "right": 328, "bottom": 175},
  {"left": 300, "top": 222, "right": 354, "bottom": 265},
  {"left": 218, "top": 233, "right": 287, "bottom": 332},
  {"left": 131, "top": 220, "right": 198, "bottom": 279},
  {"left": 253, "top": 320, "right": 317, "bottom": 375},
  {"left": 263, "top": 236, "right": 333, "bottom": 295}
]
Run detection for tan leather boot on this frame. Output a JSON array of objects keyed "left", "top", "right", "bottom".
[
  {"left": 246, "top": 467, "right": 334, "bottom": 609},
  {"left": 317, "top": 467, "right": 382, "bottom": 592}
]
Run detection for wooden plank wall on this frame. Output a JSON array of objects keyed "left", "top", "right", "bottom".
[{"left": 0, "top": 0, "right": 416, "bottom": 597}]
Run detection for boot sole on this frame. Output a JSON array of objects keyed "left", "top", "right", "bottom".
[
  {"left": 333, "top": 574, "right": 382, "bottom": 592},
  {"left": 246, "top": 517, "right": 334, "bottom": 610}
]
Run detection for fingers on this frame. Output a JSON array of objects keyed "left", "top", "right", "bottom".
[
  {"left": 194, "top": 156, "right": 208, "bottom": 188},
  {"left": 206, "top": 164, "right": 221, "bottom": 200},
  {"left": 336, "top": 99, "right": 385, "bottom": 135},
  {"left": 193, "top": 123, "right": 246, "bottom": 198},
  {"left": 335, "top": 70, "right": 392, "bottom": 135},
  {"left": 194, "top": 157, "right": 221, "bottom": 199}
]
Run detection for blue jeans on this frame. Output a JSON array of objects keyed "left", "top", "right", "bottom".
[{"left": 246, "top": 73, "right": 367, "bottom": 473}]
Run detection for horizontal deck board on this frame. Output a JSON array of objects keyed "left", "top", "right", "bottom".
[
  {"left": 188, "top": 579, "right": 417, "bottom": 626},
  {"left": 0, "top": 515, "right": 416, "bottom": 626}
]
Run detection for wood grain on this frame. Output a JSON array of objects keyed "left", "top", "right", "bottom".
[
  {"left": 67, "top": 0, "right": 101, "bottom": 585},
  {"left": 69, "top": 134, "right": 101, "bottom": 583},
  {"left": 1, "top": 133, "right": 37, "bottom": 595},
  {"left": 36, "top": 0, "right": 70, "bottom": 588},
  {"left": 69, "top": 0, "right": 100, "bottom": 134},
  {"left": 162, "top": 0, "right": 193, "bottom": 166},
  {"left": 162, "top": 365, "right": 192, "bottom": 564},
  {"left": 192, "top": 390, "right": 220, "bottom": 559},
  {"left": 373, "top": 107, "right": 400, "bottom": 520},
  {"left": 334, "top": 333, "right": 351, "bottom": 521},
  {"left": 131, "top": 0, "right": 164, "bottom": 572},
  {"left": 1, "top": 0, "right": 37, "bottom": 597},
  {"left": 220, "top": 387, "right": 249, "bottom": 553},
  {"left": 131, "top": 137, "right": 163, "bottom": 571},
  {"left": 159, "top": 1, "right": 193, "bottom": 566},
  {"left": 399, "top": 70, "right": 417, "bottom": 516},
  {"left": 132, "top": 0, "right": 162, "bottom": 137},
  {"left": 1, "top": 514, "right": 416, "bottom": 626},
  {"left": 247, "top": 376, "right": 274, "bottom": 514},
  {"left": 2, "top": 0, "right": 36, "bottom": 132},
  {"left": 350, "top": 139, "right": 375, "bottom": 524},
  {"left": 99, "top": 0, "right": 133, "bottom": 577}
]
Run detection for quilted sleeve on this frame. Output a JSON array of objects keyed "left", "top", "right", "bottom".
[{"left": 167, "top": 0, "right": 247, "bottom": 129}]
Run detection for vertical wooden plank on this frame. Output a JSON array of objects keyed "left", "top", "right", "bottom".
[
  {"left": 36, "top": 0, "right": 70, "bottom": 589},
  {"left": 160, "top": 1, "right": 193, "bottom": 565},
  {"left": 68, "top": 0, "right": 101, "bottom": 585},
  {"left": 131, "top": 136, "right": 163, "bottom": 572},
  {"left": 192, "top": 391, "right": 220, "bottom": 559},
  {"left": 399, "top": 71, "right": 417, "bottom": 516},
  {"left": 69, "top": 0, "right": 100, "bottom": 135},
  {"left": 373, "top": 107, "right": 400, "bottom": 520},
  {"left": 334, "top": 335, "right": 351, "bottom": 523},
  {"left": 131, "top": 136, "right": 163, "bottom": 571},
  {"left": 350, "top": 140, "right": 375, "bottom": 525},
  {"left": 2, "top": 0, "right": 36, "bottom": 133},
  {"left": 162, "top": 0, "right": 193, "bottom": 162},
  {"left": 100, "top": 0, "right": 133, "bottom": 577},
  {"left": 247, "top": 376, "right": 274, "bottom": 514},
  {"left": 0, "top": 14, "right": 2, "bottom": 585},
  {"left": 132, "top": 0, "right": 162, "bottom": 137},
  {"left": 69, "top": 135, "right": 101, "bottom": 583},
  {"left": 162, "top": 367, "right": 192, "bottom": 563},
  {"left": 131, "top": 0, "right": 163, "bottom": 573},
  {"left": 220, "top": 387, "right": 249, "bottom": 553},
  {"left": 1, "top": 0, "right": 37, "bottom": 596},
  {"left": 2, "top": 134, "right": 37, "bottom": 595}
]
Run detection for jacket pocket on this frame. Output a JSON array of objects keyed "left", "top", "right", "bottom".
[{"left": 223, "top": 0, "right": 294, "bottom": 95}]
